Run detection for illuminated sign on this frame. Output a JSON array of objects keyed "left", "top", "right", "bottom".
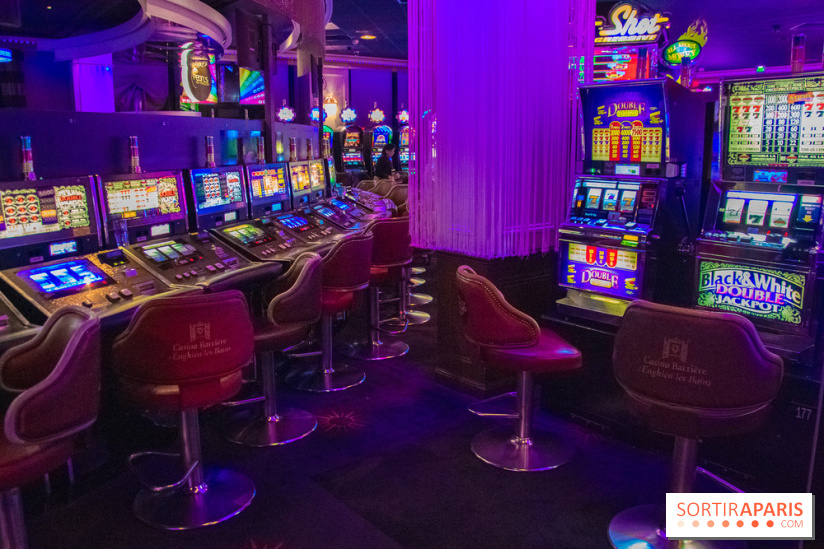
[
  {"left": 181, "top": 46, "right": 213, "bottom": 103},
  {"left": 276, "top": 105, "right": 296, "bottom": 123},
  {"left": 0, "top": 49, "right": 11, "bottom": 63},
  {"left": 368, "top": 107, "right": 386, "bottom": 124},
  {"left": 340, "top": 107, "right": 357, "bottom": 124},
  {"left": 696, "top": 260, "right": 805, "bottom": 326},
  {"left": 595, "top": 2, "right": 670, "bottom": 44},
  {"left": 559, "top": 242, "right": 642, "bottom": 300},
  {"left": 662, "top": 19, "right": 708, "bottom": 67},
  {"left": 397, "top": 109, "right": 410, "bottom": 124},
  {"left": 310, "top": 107, "right": 327, "bottom": 122}
]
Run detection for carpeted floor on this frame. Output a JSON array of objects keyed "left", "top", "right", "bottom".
[{"left": 21, "top": 277, "right": 800, "bottom": 549}]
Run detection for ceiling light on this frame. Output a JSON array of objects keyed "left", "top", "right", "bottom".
[
  {"left": 323, "top": 96, "right": 339, "bottom": 118},
  {"left": 360, "top": 34, "right": 377, "bottom": 40}
]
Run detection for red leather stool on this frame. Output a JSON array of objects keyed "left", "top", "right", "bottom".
[
  {"left": 222, "top": 253, "right": 322, "bottom": 445},
  {"left": 343, "top": 217, "right": 412, "bottom": 361},
  {"left": 455, "top": 266, "right": 582, "bottom": 471},
  {"left": 609, "top": 300, "right": 783, "bottom": 549},
  {"left": 0, "top": 307, "right": 101, "bottom": 549},
  {"left": 286, "top": 232, "right": 373, "bottom": 392},
  {"left": 111, "top": 291, "right": 256, "bottom": 530}
]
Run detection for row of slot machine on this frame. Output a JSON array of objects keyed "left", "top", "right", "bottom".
[
  {"left": 0, "top": 153, "right": 394, "bottom": 351},
  {"left": 552, "top": 72, "right": 824, "bottom": 492},
  {"left": 333, "top": 124, "right": 412, "bottom": 176}
]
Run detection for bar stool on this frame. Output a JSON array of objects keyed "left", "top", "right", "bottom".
[
  {"left": 608, "top": 300, "right": 783, "bottom": 549},
  {"left": 357, "top": 178, "right": 377, "bottom": 192},
  {"left": 286, "top": 233, "right": 373, "bottom": 392},
  {"left": 215, "top": 254, "right": 323, "bottom": 446},
  {"left": 455, "top": 266, "right": 581, "bottom": 471},
  {"left": 111, "top": 291, "right": 256, "bottom": 530},
  {"left": 0, "top": 307, "right": 101, "bottom": 549},
  {"left": 342, "top": 217, "right": 411, "bottom": 361},
  {"left": 372, "top": 179, "right": 396, "bottom": 197},
  {"left": 384, "top": 184, "right": 408, "bottom": 209}
]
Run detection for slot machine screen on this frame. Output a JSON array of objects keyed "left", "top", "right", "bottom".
[
  {"left": 221, "top": 224, "right": 267, "bottom": 244},
  {"left": 103, "top": 174, "right": 183, "bottom": 221},
  {"left": 0, "top": 181, "right": 92, "bottom": 240},
  {"left": 583, "top": 82, "right": 666, "bottom": 164},
  {"left": 247, "top": 164, "right": 288, "bottom": 200},
  {"left": 718, "top": 190, "right": 802, "bottom": 235},
  {"left": 327, "top": 158, "right": 337, "bottom": 187},
  {"left": 18, "top": 259, "right": 114, "bottom": 298},
  {"left": 308, "top": 161, "right": 326, "bottom": 191},
  {"left": 190, "top": 169, "right": 244, "bottom": 213},
  {"left": 344, "top": 131, "right": 360, "bottom": 148},
  {"left": 725, "top": 75, "right": 824, "bottom": 168},
  {"left": 593, "top": 45, "right": 652, "bottom": 82},
  {"left": 290, "top": 164, "right": 311, "bottom": 194},
  {"left": 276, "top": 213, "right": 310, "bottom": 232},
  {"left": 400, "top": 128, "right": 410, "bottom": 147}
]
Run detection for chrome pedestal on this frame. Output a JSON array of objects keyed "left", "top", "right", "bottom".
[
  {"left": 342, "top": 287, "right": 409, "bottom": 361},
  {"left": 471, "top": 372, "right": 574, "bottom": 472},
  {"left": 133, "top": 410, "right": 255, "bottom": 530},
  {"left": 286, "top": 316, "right": 365, "bottom": 392},
  {"left": 225, "top": 352, "right": 316, "bottom": 446},
  {"left": 0, "top": 488, "right": 28, "bottom": 549}
]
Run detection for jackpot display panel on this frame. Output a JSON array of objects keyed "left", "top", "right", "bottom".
[
  {"left": 245, "top": 163, "right": 290, "bottom": 218},
  {"left": 722, "top": 73, "right": 824, "bottom": 185},
  {"left": 186, "top": 167, "right": 249, "bottom": 230},
  {"left": 0, "top": 176, "right": 100, "bottom": 269}
]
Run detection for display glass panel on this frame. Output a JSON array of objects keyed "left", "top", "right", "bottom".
[
  {"left": 559, "top": 241, "right": 642, "bottom": 299},
  {"left": 344, "top": 131, "right": 361, "bottom": 147},
  {"left": 593, "top": 45, "right": 654, "bottom": 82},
  {"left": 139, "top": 240, "right": 196, "bottom": 262},
  {"left": 239, "top": 68, "right": 265, "bottom": 105},
  {"left": 276, "top": 213, "right": 308, "bottom": 230},
  {"left": 247, "top": 164, "right": 287, "bottom": 200},
  {"left": 584, "top": 83, "right": 666, "bottom": 164},
  {"left": 103, "top": 175, "right": 182, "bottom": 221},
  {"left": 290, "top": 164, "right": 311, "bottom": 193},
  {"left": 190, "top": 169, "right": 244, "bottom": 212},
  {"left": 18, "top": 259, "right": 114, "bottom": 298},
  {"left": 330, "top": 198, "right": 350, "bottom": 211},
  {"left": 221, "top": 224, "right": 267, "bottom": 245},
  {"left": 327, "top": 158, "right": 337, "bottom": 187},
  {"left": 308, "top": 161, "right": 326, "bottom": 191},
  {"left": 718, "top": 190, "right": 799, "bottom": 235},
  {"left": 570, "top": 178, "right": 643, "bottom": 221},
  {"left": 0, "top": 184, "right": 91, "bottom": 239},
  {"left": 725, "top": 75, "right": 824, "bottom": 168}
]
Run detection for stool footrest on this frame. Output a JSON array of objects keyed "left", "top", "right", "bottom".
[
  {"left": 468, "top": 392, "right": 518, "bottom": 418},
  {"left": 127, "top": 451, "right": 199, "bottom": 493}
]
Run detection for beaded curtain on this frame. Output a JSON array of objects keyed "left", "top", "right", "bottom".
[{"left": 408, "top": 0, "right": 595, "bottom": 259}]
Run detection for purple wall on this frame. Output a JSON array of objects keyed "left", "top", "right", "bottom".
[
  {"left": 397, "top": 70, "right": 409, "bottom": 113},
  {"left": 349, "top": 68, "right": 393, "bottom": 129},
  {"left": 23, "top": 52, "right": 73, "bottom": 111}
]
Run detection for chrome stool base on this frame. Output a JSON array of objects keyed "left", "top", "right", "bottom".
[
  {"left": 608, "top": 504, "right": 745, "bottom": 549},
  {"left": 285, "top": 363, "right": 365, "bottom": 392},
  {"left": 411, "top": 267, "right": 426, "bottom": 275},
  {"left": 133, "top": 468, "right": 255, "bottom": 530},
  {"left": 471, "top": 427, "right": 575, "bottom": 472},
  {"left": 224, "top": 409, "right": 316, "bottom": 447},
  {"left": 383, "top": 310, "right": 431, "bottom": 330},
  {"left": 341, "top": 339, "right": 409, "bottom": 361},
  {"left": 409, "top": 293, "right": 433, "bottom": 307},
  {"left": 409, "top": 277, "right": 425, "bottom": 288}
]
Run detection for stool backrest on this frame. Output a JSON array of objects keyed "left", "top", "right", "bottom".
[
  {"left": 366, "top": 217, "right": 411, "bottom": 268},
  {"left": 1, "top": 306, "right": 101, "bottom": 444},
  {"left": 358, "top": 178, "right": 377, "bottom": 192},
  {"left": 321, "top": 232, "right": 374, "bottom": 292},
  {"left": 372, "top": 179, "right": 395, "bottom": 197},
  {"left": 454, "top": 266, "right": 539, "bottom": 348},
  {"left": 267, "top": 252, "right": 322, "bottom": 327},
  {"left": 200, "top": 262, "right": 284, "bottom": 295},
  {"left": 385, "top": 184, "right": 408, "bottom": 208},
  {"left": 614, "top": 300, "right": 783, "bottom": 410},
  {"left": 111, "top": 291, "right": 254, "bottom": 385}
]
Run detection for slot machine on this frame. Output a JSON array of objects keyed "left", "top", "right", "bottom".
[
  {"left": 210, "top": 162, "right": 303, "bottom": 263},
  {"left": 398, "top": 125, "right": 411, "bottom": 171},
  {"left": 695, "top": 72, "right": 824, "bottom": 363},
  {"left": 302, "top": 158, "right": 359, "bottom": 230},
  {"left": 97, "top": 170, "right": 252, "bottom": 287},
  {"left": 0, "top": 176, "right": 101, "bottom": 269},
  {"left": 557, "top": 78, "right": 709, "bottom": 322},
  {"left": 337, "top": 125, "right": 367, "bottom": 174},
  {"left": 369, "top": 125, "right": 394, "bottom": 166},
  {"left": 0, "top": 290, "right": 38, "bottom": 355}
]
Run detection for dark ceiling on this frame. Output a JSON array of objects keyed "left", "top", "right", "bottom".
[{"left": 2, "top": 1, "right": 823, "bottom": 72}]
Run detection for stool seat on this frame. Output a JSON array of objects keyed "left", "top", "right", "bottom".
[
  {"left": 117, "top": 371, "right": 243, "bottom": 412},
  {"left": 369, "top": 266, "right": 390, "bottom": 285},
  {"left": 321, "top": 290, "right": 355, "bottom": 316},
  {"left": 252, "top": 317, "right": 309, "bottom": 352},
  {"left": 0, "top": 434, "right": 76, "bottom": 492},
  {"left": 483, "top": 328, "right": 582, "bottom": 373}
]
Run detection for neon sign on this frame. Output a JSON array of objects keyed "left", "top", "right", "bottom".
[
  {"left": 595, "top": 2, "right": 670, "bottom": 44},
  {"left": 340, "top": 107, "right": 357, "bottom": 124},
  {"left": 662, "top": 19, "right": 708, "bottom": 67},
  {"left": 696, "top": 261, "right": 805, "bottom": 326},
  {"left": 310, "top": 107, "right": 327, "bottom": 122},
  {"left": 368, "top": 107, "right": 386, "bottom": 124},
  {"left": 276, "top": 105, "right": 296, "bottom": 123},
  {"left": 0, "top": 49, "right": 11, "bottom": 64}
]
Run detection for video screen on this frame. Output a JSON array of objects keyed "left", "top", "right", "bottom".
[
  {"left": 725, "top": 75, "right": 824, "bottom": 168},
  {"left": 276, "top": 213, "right": 308, "bottom": 230},
  {"left": 344, "top": 131, "right": 360, "bottom": 147},
  {"left": 584, "top": 83, "right": 666, "bottom": 164},
  {"left": 619, "top": 190, "right": 637, "bottom": 213},
  {"left": 0, "top": 184, "right": 91, "bottom": 239},
  {"left": 239, "top": 68, "right": 265, "bottom": 105},
  {"left": 720, "top": 190, "right": 799, "bottom": 234},
  {"left": 330, "top": 198, "right": 350, "bottom": 211},
  {"left": 314, "top": 205, "right": 337, "bottom": 218},
  {"left": 104, "top": 176, "right": 182, "bottom": 221},
  {"left": 248, "top": 164, "right": 287, "bottom": 200},
  {"left": 140, "top": 240, "right": 196, "bottom": 263},
  {"left": 290, "top": 164, "right": 311, "bottom": 194},
  {"left": 191, "top": 169, "right": 244, "bottom": 212},
  {"left": 19, "top": 259, "right": 114, "bottom": 297},
  {"left": 754, "top": 169, "right": 789, "bottom": 183},
  {"left": 400, "top": 128, "right": 410, "bottom": 147},
  {"left": 593, "top": 46, "right": 652, "bottom": 82},
  {"left": 222, "top": 224, "right": 266, "bottom": 245},
  {"left": 327, "top": 158, "right": 337, "bottom": 187},
  {"left": 308, "top": 161, "right": 326, "bottom": 191}
]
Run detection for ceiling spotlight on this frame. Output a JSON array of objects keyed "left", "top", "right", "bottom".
[{"left": 360, "top": 34, "right": 377, "bottom": 40}]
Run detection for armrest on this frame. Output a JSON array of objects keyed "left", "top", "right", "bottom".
[{"left": 268, "top": 252, "right": 322, "bottom": 326}]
